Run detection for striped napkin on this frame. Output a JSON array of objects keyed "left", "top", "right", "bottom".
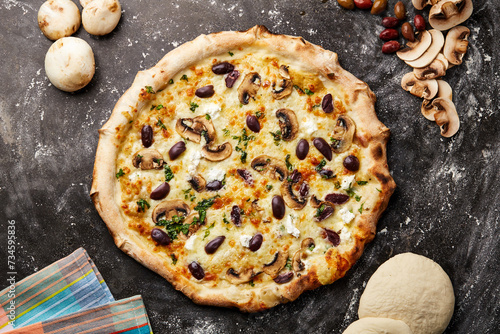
[{"left": 0, "top": 248, "right": 152, "bottom": 334}]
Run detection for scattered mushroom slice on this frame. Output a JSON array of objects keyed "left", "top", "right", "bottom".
[
  {"left": 331, "top": 115, "right": 356, "bottom": 154},
  {"left": 251, "top": 155, "right": 288, "bottom": 181},
  {"left": 405, "top": 30, "right": 445, "bottom": 69},
  {"left": 38, "top": 0, "right": 81, "bottom": 41},
  {"left": 443, "top": 26, "right": 470, "bottom": 65},
  {"left": 238, "top": 72, "right": 261, "bottom": 104},
  {"left": 193, "top": 115, "right": 216, "bottom": 144},
  {"left": 263, "top": 251, "right": 288, "bottom": 278},
  {"left": 202, "top": 142, "right": 232, "bottom": 162},
  {"left": 429, "top": 0, "right": 473, "bottom": 31},
  {"left": 176, "top": 118, "right": 201, "bottom": 143},
  {"left": 280, "top": 180, "right": 307, "bottom": 210},
  {"left": 132, "top": 148, "right": 164, "bottom": 170},
  {"left": 151, "top": 200, "right": 190, "bottom": 224},
  {"left": 276, "top": 108, "right": 299, "bottom": 141},
  {"left": 412, "top": 0, "right": 441, "bottom": 10},
  {"left": 421, "top": 80, "right": 453, "bottom": 121},
  {"left": 272, "top": 65, "right": 293, "bottom": 100},
  {"left": 397, "top": 30, "right": 433, "bottom": 62},
  {"left": 401, "top": 73, "right": 439, "bottom": 99},
  {"left": 413, "top": 54, "right": 448, "bottom": 80},
  {"left": 292, "top": 238, "right": 315, "bottom": 273},
  {"left": 189, "top": 174, "right": 206, "bottom": 192},
  {"left": 433, "top": 98, "right": 460, "bottom": 137},
  {"left": 310, "top": 195, "right": 322, "bottom": 208},
  {"left": 226, "top": 268, "right": 256, "bottom": 284}
]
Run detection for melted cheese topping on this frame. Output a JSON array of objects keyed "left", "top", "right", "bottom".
[{"left": 115, "top": 47, "right": 384, "bottom": 289}]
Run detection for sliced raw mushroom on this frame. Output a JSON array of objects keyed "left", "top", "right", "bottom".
[
  {"left": 292, "top": 238, "right": 315, "bottom": 273},
  {"left": 251, "top": 155, "right": 288, "bottom": 181},
  {"left": 432, "top": 98, "right": 460, "bottom": 137},
  {"left": 429, "top": 0, "right": 473, "bottom": 31},
  {"left": 331, "top": 115, "right": 356, "bottom": 154},
  {"left": 132, "top": 149, "right": 164, "bottom": 170},
  {"left": 280, "top": 179, "right": 308, "bottom": 210},
  {"left": 412, "top": 0, "right": 441, "bottom": 10},
  {"left": 405, "top": 30, "right": 445, "bottom": 69},
  {"left": 189, "top": 174, "right": 206, "bottom": 192},
  {"left": 276, "top": 108, "right": 299, "bottom": 141},
  {"left": 272, "top": 65, "right": 293, "bottom": 100},
  {"left": 193, "top": 115, "right": 216, "bottom": 144},
  {"left": 238, "top": 72, "right": 261, "bottom": 104},
  {"left": 401, "top": 72, "right": 439, "bottom": 99},
  {"left": 397, "top": 30, "right": 433, "bottom": 61},
  {"left": 202, "top": 142, "right": 232, "bottom": 161},
  {"left": 413, "top": 54, "right": 448, "bottom": 80},
  {"left": 152, "top": 200, "right": 190, "bottom": 224},
  {"left": 226, "top": 268, "right": 256, "bottom": 284},
  {"left": 263, "top": 251, "right": 288, "bottom": 278},
  {"left": 443, "top": 26, "right": 470, "bottom": 65},
  {"left": 421, "top": 80, "right": 453, "bottom": 121}
]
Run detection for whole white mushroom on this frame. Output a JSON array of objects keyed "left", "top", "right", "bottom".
[
  {"left": 45, "top": 37, "right": 95, "bottom": 92},
  {"left": 82, "top": 0, "right": 122, "bottom": 36},
  {"left": 80, "top": 0, "right": 94, "bottom": 7},
  {"left": 38, "top": 0, "right": 81, "bottom": 41}
]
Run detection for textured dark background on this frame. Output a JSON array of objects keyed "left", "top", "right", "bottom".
[{"left": 0, "top": 0, "right": 498, "bottom": 333}]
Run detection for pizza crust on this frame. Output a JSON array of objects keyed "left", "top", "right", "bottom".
[{"left": 91, "top": 25, "right": 396, "bottom": 312}]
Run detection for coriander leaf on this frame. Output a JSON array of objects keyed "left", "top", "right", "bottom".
[
  {"left": 156, "top": 215, "right": 189, "bottom": 240},
  {"left": 194, "top": 196, "right": 219, "bottom": 224}
]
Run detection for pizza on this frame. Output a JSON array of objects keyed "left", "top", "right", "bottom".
[{"left": 91, "top": 25, "right": 396, "bottom": 312}]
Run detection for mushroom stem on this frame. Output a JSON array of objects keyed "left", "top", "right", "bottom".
[
  {"left": 456, "top": 40, "right": 469, "bottom": 53},
  {"left": 442, "top": 2, "right": 459, "bottom": 18}
]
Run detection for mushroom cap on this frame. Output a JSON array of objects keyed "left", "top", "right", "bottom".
[
  {"left": 45, "top": 37, "right": 95, "bottom": 92},
  {"left": 412, "top": 0, "right": 441, "bottom": 10},
  {"left": 433, "top": 98, "right": 460, "bottom": 137},
  {"left": 263, "top": 251, "right": 288, "bottom": 278},
  {"left": 272, "top": 65, "right": 293, "bottom": 100},
  {"left": 238, "top": 72, "right": 261, "bottom": 104},
  {"left": 226, "top": 268, "right": 256, "bottom": 284},
  {"left": 276, "top": 108, "right": 299, "bottom": 141},
  {"left": 82, "top": 0, "right": 122, "bottom": 36},
  {"left": 202, "top": 142, "right": 233, "bottom": 162},
  {"left": 421, "top": 80, "right": 453, "bottom": 121},
  {"left": 397, "top": 30, "right": 433, "bottom": 61},
  {"left": 251, "top": 155, "right": 288, "bottom": 181},
  {"left": 175, "top": 118, "right": 201, "bottom": 143},
  {"left": 429, "top": 0, "right": 473, "bottom": 31},
  {"left": 152, "top": 200, "right": 190, "bottom": 224},
  {"left": 413, "top": 54, "right": 448, "bottom": 80},
  {"left": 188, "top": 174, "right": 206, "bottom": 192},
  {"left": 38, "top": 0, "right": 81, "bottom": 41},
  {"left": 280, "top": 180, "right": 308, "bottom": 210},
  {"left": 401, "top": 72, "right": 439, "bottom": 99},
  {"left": 443, "top": 25, "right": 470, "bottom": 65},
  {"left": 331, "top": 115, "right": 356, "bottom": 154},
  {"left": 80, "top": 0, "right": 94, "bottom": 7},
  {"left": 405, "top": 30, "right": 445, "bottom": 69},
  {"left": 193, "top": 115, "right": 216, "bottom": 144},
  {"left": 132, "top": 148, "right": 164, "bottom": 170}
]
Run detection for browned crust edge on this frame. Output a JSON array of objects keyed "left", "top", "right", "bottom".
[{"left": 90, "top": 25, "right": 396, "bottom": 312}]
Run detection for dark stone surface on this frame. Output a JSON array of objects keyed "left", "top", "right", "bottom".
[{"left": 0, "top": 1, "right": 498, "bottom": 333}]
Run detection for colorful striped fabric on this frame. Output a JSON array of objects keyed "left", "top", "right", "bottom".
[{"left": 0, "top": 248, "right": 153, "bottom": 334}]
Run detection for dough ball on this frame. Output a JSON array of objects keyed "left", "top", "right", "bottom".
[
  {"left": 45, "top": 37, "right": 95, "bottom": 92},
  {"left": 80, "top": 0, "right": 94, "bottom": 7},
  {"left": 38, "top": 0, "right": 81, "bottom": 40},
  {"left": 358, "top": 253, "right": 454, "bottom": 334},
  {"left": 82, "top": 0, "right": 121, "bottom": 36},
  {"left": 343, "top": 317, "right": 413, "bottom": 334}
]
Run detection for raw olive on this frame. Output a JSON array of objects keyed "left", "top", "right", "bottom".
[
  {"left": 325, "top": 193, "right": 350, "bottom": 204},
  {"left": 323, "top": 228, "right": 340, "bottom": 246},
  {"left": 272, "top": 195, "right": 286, "bottom": 220},
  {"left": 319, "top": 169, "right": 334, "bottom": 179},
  {"left": 188, "top": 261, "right": 205, "bottom": 280},
  {"left": 151, "top": 228, "right": 171, "bottom": 245},
  {"left": 401, "top": 22, "right": 415, "bottom": 42},
  {"left": 231, "top": 205, "right": 242, "bottom": 226},
  {"left": 274, "top": 272, "right": 294, "bottom": 284},
  {"left": 150, "top": 182, "right": 170, "bottom": 200},
  {"left": 313, "top": 137, "right": 332, "bottom": 161},
  {"left": 205, "top": 236, "right": 225, "bottom": 254},
  {"left": 246, "top": 115, "right": 261, "bottom": 133},
  {"left": 296, "top": 139, "right": 309, "bottom": 160},
  {"left": 168, "top": 141, "right": 186, "bottom": 160},
  {"left": 354, "top": 0, "right": 373, "bottom": 9},
  {"left": 212, "top": 62, "right": 235, "bottom": 75},
  {"left": 394, "top": 1, "right": 405, "bottom": 20},
  {"left": 337, "top": 0, "right": 355, "bottom": 10},
  {"left": 249, "top": 233, "right": 263, "bottom": 252},
  {"left": 225, "top": 70, "right": 240, "bottom": 88},
  {"left": 414, "top": 14, "right": 426, "bottom": 31},
  {"left": 382, "top": 17, "right": 399, "bottom": 28},
  {"left": 321, "top": 93, "right": 334, "bottom": 113},
  {"left": 195, "top": 85, "right": 215, "bottom": 98},
  {"left": 206, "top": 180, "right": 223, "bottom": 191},
  {"left": 370, "top": 0, "right": 387, "bottom": 15},
  {"left": 343, "top": 155, "right": 360, "bottom": 171},
  {"left": 141, "top": 125, "right": 153, "bottom": 148},
  {"left": 382, "top": 40, "right": 400, "bottom": 54},
  {"left": 379, "top": 28, "right": 399, "bottom": 41}
]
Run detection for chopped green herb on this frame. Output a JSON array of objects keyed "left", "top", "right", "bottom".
[
  {"left": 180, "top": 74, "right": 188, "bottom": 81},
  {"left": 190, "top": 102, "right": 199, "bottom": 112},
  {"left": 145, "top": 86, "right": 155, "bottom": 94},
  {"left": 358, "top": 203, "right": 365, "bottom": 214},
  {"left": 164, "top": 164, "right": 174, "bottom": 182},
  {"left": 193, "top": 196, "right": 219, "bottom": 224},
  {"left": 316, "top": 204, "right": 326, "bottom": 217},
  {"left": 266, "top": 184, "right": 273, "bottom": 191},
  {"left": 293, "top": 85, "right": 304, "bottom": 94},
  {"left": 376, "top": 188, "right": 382, "bottom": 192},
  {"left": 129, "top": 120, "right": 133, "bottom": 124},
  {"left": 285, "top": 154, "right": 293, "bottom": 172},
  {"left": 312, "top": 104, "right": 321, "bottom": 109},
  {"left": 355, "top": 195, "right": 362, "bottom": 202},
  {"left": 233, "top": 129, "right": 254, "bottom": 163},
  {"left": 156, "top": 215, "right": 189, "bottom": 240},
  {"left": 170, "top": 254, "right": 177, "bottom": 265},
  {"left": 137, "top": 199, "right": 150, "bottom": 212},
  {"left": 346, "top": 188, "right": 356, "bottom": 197},
  {"left": 255, "top": 110, "right": 264, "bottom": 119},
  {"left": 315, "top": 158, "right": 327, "bottom": 172},
  {"left": 235, "top": 146, "right": 247, "bottom": 163},
  {"left": 156, "top": 104, "right": 163, "bottom": 110},
  {"left": 136, "top": 154, "right": 143, "bottom": 160},
  {"left": 285, "top": 258, "right": 292, "bottom": 270},
  {"left": 205, "top": 114, "right": 211, "bottom": 120},
  {"left": 356, "top": 181, "right": 368, "bottom": 186},
  {"left": 304, "top": 88, "right": 314, "bottom": 96},
  {"left": 308, "top": 244, "right": 315, "bottom": 251},
  {"left": 249, "top": 280, "right": 255, "bottom": 287},
  {"left": 228, "top": 51, "right": 234, "bottom": 56},
  {"left": 270, "top": 130, "right": 282, "bottom": 146},
  {"left": 334, "top": 181, "right": 341, "bottom": 189},
  {"left": 168, "top": 79, "right": 174, "bottom": 84},
  {"left": 115, "top": 168, "right": 125, "bottom": 179},
  {"left": 157, "top": 119, "right": 167, "bottom": 130},
  {"left": 203, "top": 223, "right": 215, "bottom": 240},
  {"left": 223, "top": 213, "right": 230, "bottom": 225},
  {"left": 330, "top": 137, "right": 340, "bottom": 147},
  {"left": 223, "top": 128, "right": 230, "bottom": 136}
]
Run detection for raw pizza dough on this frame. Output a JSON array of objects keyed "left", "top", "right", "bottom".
[
  {"left": 343, "top": 317, "right": 413, "bottom": 334},
  {"left": 358, "top": 253, "right": 454, "bottom": 334}
]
